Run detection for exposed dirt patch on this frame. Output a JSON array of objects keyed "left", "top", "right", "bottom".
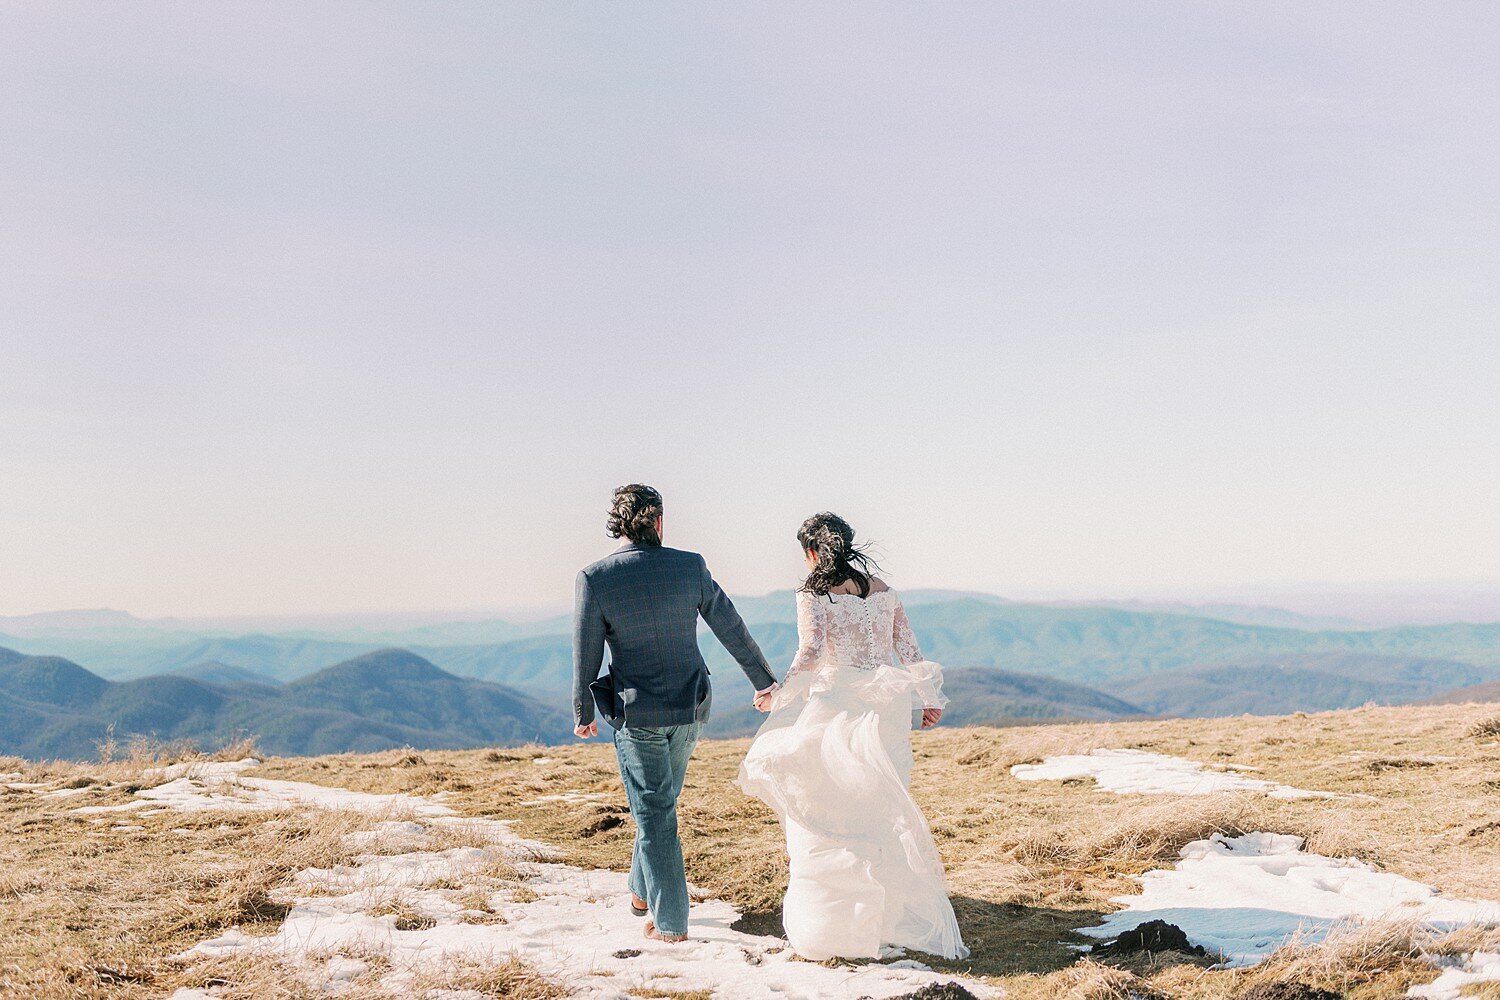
[
  {"left": 581, "top": 812, "right": 625, "bottom": 837},
  {"left": 1238, "top": 981, "right": 1343, "bottom": 1000},
  {"left": 893, "top": 983, "right": 982, "bottom": 1000},
  {"left": 1366, "top": 757, "right": 1437, "bottom": 772},
  {"left": 1091, "top": 920, "right": 1206, "bottom": 958},
  {"left": 729, "top": 909, "right": 785, "bottom": 938}
]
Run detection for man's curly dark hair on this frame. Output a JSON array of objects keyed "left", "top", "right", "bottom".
[{"left": 607, "top": 484, "right": 664, "bottom": 547}]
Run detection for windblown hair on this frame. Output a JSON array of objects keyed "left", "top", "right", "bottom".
[
  {"left": 607, "top": 484, "right": 664, "bottom": 547},
  {"left": 797, "top": 512, "right": 880, "bottom": 598}
]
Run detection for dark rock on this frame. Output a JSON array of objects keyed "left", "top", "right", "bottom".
[
  {"left": 1091, "top": 919, "right": 1206, "bottom": 957},
  {"left": 611, "top": 948, "right": 641, "bottom": 959}
]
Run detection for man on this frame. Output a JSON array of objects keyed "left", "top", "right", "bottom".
[{"left": 573, "top": 484, "right": 778, "bottom": 943}]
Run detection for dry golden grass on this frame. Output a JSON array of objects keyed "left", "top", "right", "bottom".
[
  {"left": 253, "top": 702, "right": 1500, "bottom": 997},
  {"left": 0, "top": 740, "right": 559, "bottom": 998},
  {"left": 407, "top": 953, "right": 569, "bottom": 998},
  {"left": 1471, "top": 716, "right": 1500, "bottom": 739},
  {"left": 625, "top": 988, "right": 714, "bottom": 1000},
  {"left": 5, "top": 701, "right": 1499, "bottom": 998}
]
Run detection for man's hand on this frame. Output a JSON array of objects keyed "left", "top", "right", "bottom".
[
  {"left": 920, "top": 708, "right": 943, "bottom": 729},
  {"left": 574, "top": 722, "right": 598, "bottom": 739}
]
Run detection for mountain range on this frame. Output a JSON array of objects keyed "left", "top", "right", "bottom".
[
  {"left": 5, "top": 589, "right": 1500, "bottom": 760},
  {"left": 10, "top": 594, "right": 1500, "bottom": 694},
  {"left": 0, "top": 647, "right": 565, "bottom": 760}
]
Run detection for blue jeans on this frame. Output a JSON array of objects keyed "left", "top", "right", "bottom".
[{"left": 611, "top": 721, "right": 702, "bottom": 936}]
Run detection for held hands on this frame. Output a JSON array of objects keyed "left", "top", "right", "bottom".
[
  {"left": 752, "top": 681, "right": 779, "bottom": 713},
  {"left": 574, "top": 722, "right": 598, "bottom": 739},
  {"left": 920, "top": 708, "right": 943, "bottom": 729}
]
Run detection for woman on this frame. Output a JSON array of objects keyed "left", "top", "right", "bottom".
[{"left": 736, "top": 512, "right": 968, "bottom": 961}]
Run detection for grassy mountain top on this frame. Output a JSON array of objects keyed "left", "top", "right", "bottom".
[{"left": 3, "top": 701, "right": 1496, "bottom": 998}]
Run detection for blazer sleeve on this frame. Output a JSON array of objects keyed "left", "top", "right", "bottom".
[
  {"left": 572, "top": 569, "right": 606, "bottom": 726},
  {"left": 697, "top": 555, "right": 777, "bottom": 691}
]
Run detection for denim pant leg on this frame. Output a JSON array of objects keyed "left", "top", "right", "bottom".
[{"left": 612, "top": 722, "right": 702, "bottom": 935}]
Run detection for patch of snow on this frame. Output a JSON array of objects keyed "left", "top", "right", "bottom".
[
  {"left": 344, "top": 819, "right": 431, "bottom": 850},
  {"left": 41, "top": 786, "right": 92, "bottom": 798},
  {"left": 531, "top": 756, "right": 555, "bottom": 765},
  {"left": 74, "top": 800, "right": 148, "bottom": 815},
  {"left": 104, "top": 762, "right": 451, "bottom": 818},
  {"left": 148, "top": 764, "right": 998, "bottom": 999},
  {"left": 1011, "top": 749, "right": 1335, "bottom": 799},
  {"left": 1078, "top": 832, "right": 1500, "bottom": 970},
  {"left": 521, "top": 791, "right": 610, "bottom": 805},
  {"left": 1411, "top": 951, "right": 1500, "bottom": 999},
  {"left": 149, "top": 757, "right": 261, "bottom": 780},
  {"left": 321, "top": 955, "right": 369, "bottom": 984}
]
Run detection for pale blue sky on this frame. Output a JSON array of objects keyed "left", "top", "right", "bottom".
[{"left": 2, "top": 3, "right": 1497, "bottom": 616}]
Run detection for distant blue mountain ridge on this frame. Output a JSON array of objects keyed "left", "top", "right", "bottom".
[
  {"left": 3, "top": 592, "right": 1499, "bottom": 744},
  {"left": 0, "top": 647, "right": 565, "bottom": 760}
]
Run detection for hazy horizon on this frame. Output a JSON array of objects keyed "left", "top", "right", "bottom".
[
  {"left": 8, "top": 576, "right": 1500, "bottom": 630},
  {"left": 4, "top": 4, "right": 1497, "bottom": 617}
]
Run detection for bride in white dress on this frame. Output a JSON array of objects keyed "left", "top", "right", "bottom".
[{"left": 736, "top": 512, "right": 969, "bottom": 962}]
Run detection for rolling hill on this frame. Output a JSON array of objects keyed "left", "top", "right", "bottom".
[
  {"left": 169, "top": 661, "right": 281, "bottom": 686},
  {"left": 937, "top": 666, "right": 1148, "bottom": 726},
  {"left": 0, "top": 647, "right": 567, "bottom": 760},
  {"left": 1416, "top": 679, "right": 1500, "bottom": 705},
  {"left": 1113, "top": 653, "right": 1500, "bottom": 717}
]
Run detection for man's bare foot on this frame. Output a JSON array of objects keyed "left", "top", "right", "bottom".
[
  {"left": 644, "top": 919, "right": 687, "bottom": 943},
  {"left": 629, "top": 892, "right": 648, "bottom": 916}
]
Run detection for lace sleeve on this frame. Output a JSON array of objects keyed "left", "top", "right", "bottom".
[
  {"left": 784, "top": 590, "right": 827, "bottom": 680},
  {"left": 892, "top": 595, "right": 946, "bottom": 710},
  {"left": 892, "top": 596, "right": 924, "bottom": 666}
]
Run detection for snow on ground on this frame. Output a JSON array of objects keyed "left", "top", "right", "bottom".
[
  {"left": 1411, "top": 952, "right": 1500, "bottom": 999},
  {"left": 1010, "top": 749, "right": 1335, "bottom": 798},
  {"left": 108, "top": 762, "right": 997, "bottom": 1000},
  {"left": 78, "top": 759, "right": 456, "bottom": 818},
  {"left": 521, "top": 791, "right": 611, "bottom": 806},
  {"left": 1078, "top": 832, "right": 1500, "bottom": 999}
]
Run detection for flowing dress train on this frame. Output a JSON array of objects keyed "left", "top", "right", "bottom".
[{"left": 736, "top": 588, "right": 968, "bottom": 961}]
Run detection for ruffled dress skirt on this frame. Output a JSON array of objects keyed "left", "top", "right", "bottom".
[{"left": 735, "top": 661, "right": 969, "bottom": 961}]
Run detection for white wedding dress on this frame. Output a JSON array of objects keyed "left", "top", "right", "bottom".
[{"left": 736, "top": 587, "right": 969, "bottom": 961}]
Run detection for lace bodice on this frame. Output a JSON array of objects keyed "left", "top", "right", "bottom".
[{"left": 785, "top": 588, "right": 926, "bottom": 679}]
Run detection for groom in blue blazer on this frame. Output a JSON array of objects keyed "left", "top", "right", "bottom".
[{"left": 573, "top": 484, "right": 778, "bottom": 942}]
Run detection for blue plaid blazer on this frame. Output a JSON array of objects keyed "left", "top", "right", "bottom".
[{"left": 573, "top": 542, "right": 776, "bottom": 729}]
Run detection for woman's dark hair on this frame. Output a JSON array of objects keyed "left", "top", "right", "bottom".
[
  {"left": 797, "top": 512, "right": 880, "bottom": 597},
  {"left": 607, "top": 484, "right": 664, "bottom": 547}
]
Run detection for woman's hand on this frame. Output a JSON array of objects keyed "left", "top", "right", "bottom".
[{"left": 920, "top": 708, "right": 943, "bottom": 729}]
